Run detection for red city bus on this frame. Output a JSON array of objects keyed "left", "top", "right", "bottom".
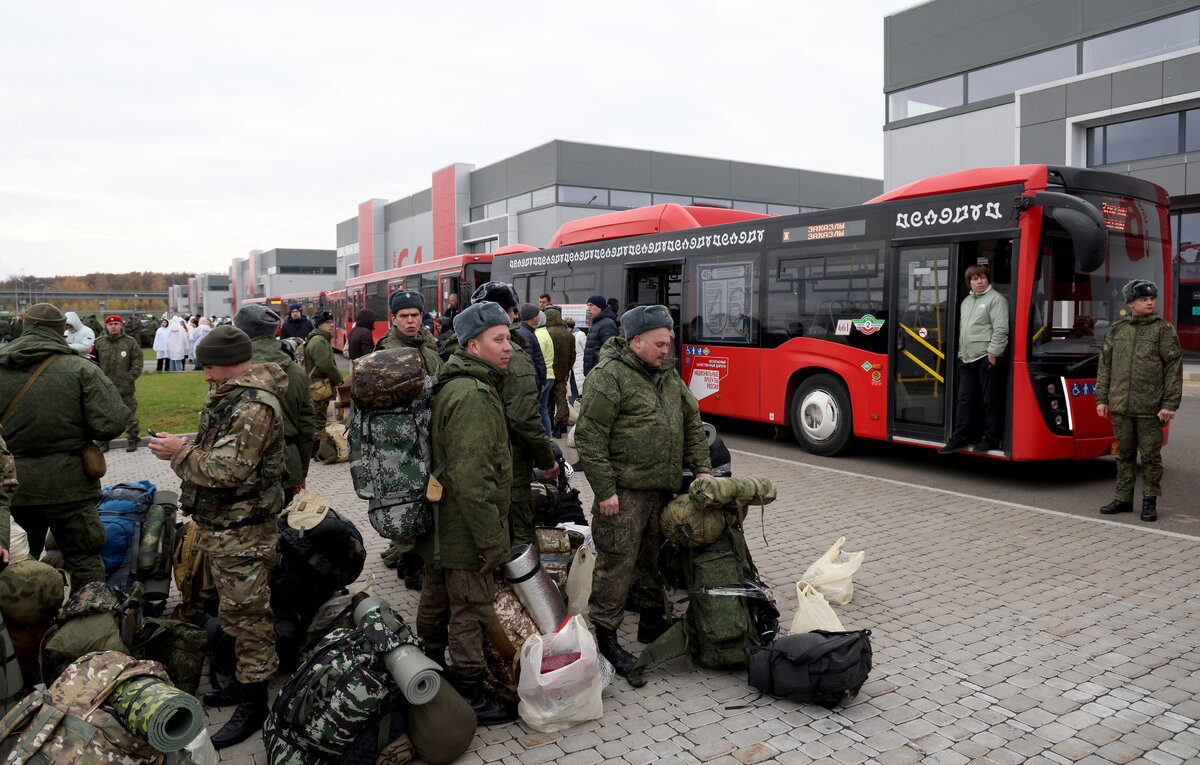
[{"left": 491, "top": 165, "right": 1171, "bottom": 461}]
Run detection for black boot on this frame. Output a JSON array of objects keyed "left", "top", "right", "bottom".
[
  {"left": 595, "top": 627, "right": 637, "bottom": 677},
  {"left": 125, "top": 438, "right": 139, "bottom": 453},
  {"left": 202, "top": 677, "right": 244, "bottom": 708},
  {"left": 637, "top": 608, "right": 670, "bottom": 644},
  {"left": 99, "top": 442, "right": 110, "bottom": 454},
  {"left": 401, "top": 551, "right": 424, "bottom": 591},
  {"left": 1099, "top": 499, "right": 1134, "bottom": 515},
  {"left": 446, "top": 669, "right": 517, "bottom": 725},
  {"left": 423, "top": 646, "right": 447, "bottom": 672},
  {"left": 211, "top": 680, "right": 269, "bottom": 749},
  {"left": 1141, "top": 497, "right": 1158, "bottom": 522}
]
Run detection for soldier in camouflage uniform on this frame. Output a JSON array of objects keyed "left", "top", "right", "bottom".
[
  {"left": 235, "top": 304, "right": 315, "bottom": 506},
  {"left": 149, "top": 325, "right": 285, "bottom": 749},
  {"left": 304, "top": 310, "right": 343, "bottom": 453},
  {"left": 1097, "top": 279, "right": 1182, "bottom": 523},
  {"left": 0, "top": 304, "right": 129, "bottom": 587},
  {"left": 94, "top": 315, "right": 144, "bottom": 453},
  {"left": 576, "top": 305, "right": 712, "bottom": 676},
  {"left": 416, "top": 301, "right": 516, "bottom": 725},
  {"left": 0, "top": 427, "right": 15, "bottom": 561}
]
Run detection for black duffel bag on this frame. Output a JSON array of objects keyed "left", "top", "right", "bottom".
[{"left": 747, "top": 629, "right": 872, "bottom": 708}]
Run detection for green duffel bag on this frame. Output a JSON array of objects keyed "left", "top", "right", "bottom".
[{"left": 128, "top": 618, "right": 207, "bottom": 697}]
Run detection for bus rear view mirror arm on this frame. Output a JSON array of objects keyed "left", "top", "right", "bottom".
[{"left": 1014, "top": 192, "right": 1108, "bottom": 273}]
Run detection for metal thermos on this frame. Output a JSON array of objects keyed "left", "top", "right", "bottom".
[{"left": 500, "top": 544, "right": 567, "bottom": 635}]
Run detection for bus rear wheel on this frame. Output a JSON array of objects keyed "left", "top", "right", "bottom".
[{"left": 791, "top": 374, "right": 853, "bottom": 456}]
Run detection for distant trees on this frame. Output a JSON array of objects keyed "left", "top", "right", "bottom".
[{"left": 0, "top": 272, "right": 192, "bottom": 314}]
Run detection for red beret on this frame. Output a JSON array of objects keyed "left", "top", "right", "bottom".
[{"left": 105, "top": 315, "right": 123, "bottom": 323}]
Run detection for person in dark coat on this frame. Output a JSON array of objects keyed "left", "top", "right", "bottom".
[
  {"left": 279, "top": 304, "right": 314, "bottom": 340},
  {"left": 583, "top": 294, "right": 618, "bottom": 375},
  {"left": 516, "top": 303, "right": 547, "bottom": 391},
  {"left": 346, "top": 309, "right": 377, "bottom": 361}
]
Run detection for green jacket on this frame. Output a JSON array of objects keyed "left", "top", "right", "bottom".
[
  {"left": 304, "top": 328, "right": 343, "bottom": 387},
  {"left": 1097, "top": 313, "right": 1183, "bottom": 416},
  {"left": 0, "top": 430, "right": 15, "bottom": 549},
  {"left": 544, "top": 308, "right": 576, "bottom": 381},
  {"left": 576, "top": 336, "right": 711, "bottom": 500},
  {"left": 958, "top": 286, "right": 1009, "bottom": 362},
  {"left": 250, "top": 336, "right": 315, "bottom": 489},
  {"left": 375, "top": 326, "right": 442, "bottom": 378},
  {"left": 94, "top": 331, "right": 143, "bottom": 395},
  {"left": 417, "top": 349, "right": 512, "bottom": 569},
  {"left": 0, "top": 325, "right": 130, "bottom": 505},
  {"left": 503, "top": 327, "right": 555, "bottom": 503}
]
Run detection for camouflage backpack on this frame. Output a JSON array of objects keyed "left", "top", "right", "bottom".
[
  {"left": 262, "top": 600, "right": 419, "bottom": 764},
  {"left": 348, "top": 352, "right": 434, "bottom": 542}
]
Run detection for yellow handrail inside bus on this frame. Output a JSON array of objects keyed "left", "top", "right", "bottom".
[
  {"left": 898, "top": 323, "right": 945, "bottom": 359},
  {"left": 1032, "top": 324, "right": 1047, "bottom": 343},
  {"left": 901, "top": 349, "right": 945, "bottom": 383}
]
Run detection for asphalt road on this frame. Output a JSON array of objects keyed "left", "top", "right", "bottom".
[{"left": 712, "top": 385, "right": 1200, "bottom": 537}]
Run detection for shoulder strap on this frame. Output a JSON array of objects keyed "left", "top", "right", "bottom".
[{"left": 0, "top": 355, "right": 59, "bottom": 425}]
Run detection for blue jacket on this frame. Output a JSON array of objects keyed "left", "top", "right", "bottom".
[{"left": 516, "top": 322, "right": 547, "bottom": 389}]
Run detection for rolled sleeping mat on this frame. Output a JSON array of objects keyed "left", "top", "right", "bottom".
[
  {"left": 353, "top": 596, "right": 441, "bottom": 705},
  {"left": 109, "top": 675, "right": 205, "bottom": 753},
  {"left": 500, "top": 544, "right": 566, "bottom": 635}
]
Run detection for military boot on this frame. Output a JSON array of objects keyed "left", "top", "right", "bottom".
[
  {"left": 423, "top": 646, "right": 447, "bottom": 672},
  {"left": 595, "top": 627, "right": 637, "bottom": 677},
  {"left": 637, "top": 608, "right": 670, "bottom": 644},
  {"left": 98, "top": 441, "right": 110, "bottom": 454},
  {"left": 1141, "top": 497, "right": 1158, "bottom": 522},
  {"left": 211, "top": 680, "right": 269, "bottom": 750},
  {"left": 125, "top": 438, "right": 139, "bottom": 453},
  {"left": 202, "top": 678, "right": 244, "bottom": 708},
  {"left": 446, "top": 669, "right": 517, "bottom": 725},
  {"left": 1099, "top": 499, "right": 1134, "bottom": 515}
]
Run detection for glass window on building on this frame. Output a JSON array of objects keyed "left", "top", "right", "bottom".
[
  {"left": 484, "top": 199, "right": 507, "bottom": 218},
  {"left": 888, "top": 76, "right": 963, "bottom": 121},
  {"left": 653, "top": 193, "right": 692, "bottom": 205},
  {"left": 530, "top": 186, "right": 555, "bottom": 207},
  {"left": 469, "top": 206, "right": 484, "bottom": 222},
  {"left": 768, "top": 203, "right": 801, "bottom": 216},
  {"left": 508, "top": 192, "right": 532, "bottom": 213},
  {"left": 734, "top": 201, "right": 768, "bottom": 214},
  {"left": 1094, "top": 113, "right": 1181, "bottom": 165},
  {"left": 610, "top": 189, "right": 652, "bottom": 209},
  {"left": 1186, "top": 109, "right": 1200, "bottom": 152},
  {"left": 968, "top": 46, "right": 1076, "bottom": 103},
  {"left": 467, "top": 239, "right": 496, "bottom": 254},
  {"left": 559, "top": 186, "right": 609, "bottom": 205},
  {"left": 1083, "top": 10, "right": 1200, "bottom": 72},
  {"left": 693, "top": 197, "right": 733, "bottom": 208}
]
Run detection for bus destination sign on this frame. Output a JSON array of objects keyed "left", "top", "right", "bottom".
[
  {"left": 890, "top": 192, "right": 1017, "bottom": 238},
  {"left": 782, "top": 219, "right": 866, "bottom": 242}
]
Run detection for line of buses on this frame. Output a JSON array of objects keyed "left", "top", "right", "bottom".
[{"left": 244, "top": 164, "right": 1173, "bottom": 462}]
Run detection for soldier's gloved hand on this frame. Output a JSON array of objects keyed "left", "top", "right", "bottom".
[{"left": 479, "top": 546, "right": 507, "bottom": 574}]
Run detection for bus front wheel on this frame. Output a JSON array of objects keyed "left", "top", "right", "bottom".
[{"left": 791, "top": 374, "right": 852, "bottom": 456}]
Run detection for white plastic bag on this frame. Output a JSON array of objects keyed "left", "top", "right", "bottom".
[
  {"left": 789, "top": 582, "right": 845, "bottom": 634},
  {"left": 564, "top": 546, "right": 595, "bottom": 620},
  {"left": 517, "top": 615, "right": 604, "bottom": 732},
  {"left": 566, "top": 423, "right": 576, "bottom": 448},
  {"left": 800, "top": 537, "right": 865, "bottom": 605}
]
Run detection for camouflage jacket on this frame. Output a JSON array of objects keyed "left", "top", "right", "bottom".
[
  {"left": 544, "top": 308, "right": 576, "bottom": 380},
  {"left": 304, "top": 328, "right": 343, "bottom": 386},
  {"left": 0, "top": 429, "right": 15, "bottom": 550},
  {"left": 94, "top": 331, "right": 143, "bottom": 394},
  {"left": 251, "top": 336, "right": 315, "bottom": 489},
  {"left": 0, "top": 325, "right": 129, "bottom": 505},
  {"left": 1097, "top": 312, "right": 1183, "bottom": 416},
  {"left": 416, "top": 349, "right": 512, "bottom": 569},
  {"left": 172, "top": 363, "right": 287, "bottom": 528},
  {"left": 576, "top": 336, "right": 711, "bottom": 500},
  {"left": 375, "top": 326, "right": 442, "bottom": 378}
]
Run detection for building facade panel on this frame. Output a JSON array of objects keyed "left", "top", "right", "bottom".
[
  {"left": 886, "top": 104, "right": 1017, "bottom": 189},
  {"left": 1020, "top": 85, "right": 1067, "bottom": 126},
  {"left": 1112, "top": 62, "right": 1165, "bottom": 107}
]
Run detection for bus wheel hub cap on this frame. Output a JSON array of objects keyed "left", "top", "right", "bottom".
[{"left": 801, "top": 391, "right": 837, "bottom": 441}]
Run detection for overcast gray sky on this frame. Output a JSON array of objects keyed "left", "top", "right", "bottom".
[{"left": 0, "top": 1, "right": 915, "bottom": 277}]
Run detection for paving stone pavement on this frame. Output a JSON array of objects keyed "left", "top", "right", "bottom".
[{"left": 101, "top": 435, "right": 1200, "bottom": 765}]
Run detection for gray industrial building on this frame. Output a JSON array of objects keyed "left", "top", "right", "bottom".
[
  {"left": 335, "top": 140, "right": 883, "bottom": 280},
  {"left": 227, "top": 248, "right": 337, "bottom": 315},
  {"left": 884, "top": 0, "right": 1200, "bottom": 348}
]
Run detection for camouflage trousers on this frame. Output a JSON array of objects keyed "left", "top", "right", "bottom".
[
  {"left": 120, "top": 390, "right": 140, "bottom": 443},
  {"left": 551, "top": 379, "right": 569, "bottom": 426},
  {"left": 312, "top": 396, "right": 333, "bottom": 443},
  {"left": 11, "top": 499, "right": 106, "bottom": 586},
  {"left": 197, "top": 521, "right": 280, "bottom": 683},
  {"left": 509, "top": 499, "right": 534, "bottom": 548},
  {"left": 1112, "top": 414, "right": 1166, "bottom": 500},
  {"left": 589, "top": 488, "right": 671, "bottom": 631},
  {"left": 416, "top": 565, "right": 494, "bottom": 673}
]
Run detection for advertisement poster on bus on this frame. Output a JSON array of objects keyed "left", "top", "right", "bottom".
[{"left": 698, "top": 261, "right": 753, "bottom": 343}]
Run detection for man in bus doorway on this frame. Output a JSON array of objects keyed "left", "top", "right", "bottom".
[
  {"left": 1096, "top": 279, "right": 1182, "bottom": 523},
  {"left": 939, "top": 264, "right": 1009, "bottom": 454},
  {"left": 576, "top": 305, "right": 711, "bottom": 676}
]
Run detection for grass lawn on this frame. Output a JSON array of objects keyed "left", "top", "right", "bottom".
[{"left": 135, "top": 371, "right": 210, "bottom": 434}]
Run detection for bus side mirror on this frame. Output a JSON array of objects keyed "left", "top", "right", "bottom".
[{"left": 1016, "top": 192, "right": 1108, "bottom": 273}]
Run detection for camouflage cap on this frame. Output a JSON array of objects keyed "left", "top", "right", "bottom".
[
  {"left": 1122, "top": 279, "right": 1158, "bottom": 302},
  {"left": 195, "top": 324, "right": 253, "bottom": 366},
  {"left": 23, "top": 303, "right": 67, "bottom": 331},
  {"left": 621, "top": 304, "right": 673, "bottom": 339},
  {"left": 0, "top": 559, "right": 66, "bottom": 626}
]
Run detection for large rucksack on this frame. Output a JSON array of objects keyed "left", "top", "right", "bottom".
[
  {"left": 170, "top": 520, "right": 216, "bottom": 622},
  {"left": 348, "top": 349, "right": 434, "bottom": 541},
  {"left": 747, "top": 630, "right": 873, "bottom": 708},
  {"left": 628, "top": 524, "right": 778, "bottom": 687},
  {"left": 98, "top": 482, "right": 178, "bottom": 615},
  {"left": 262, "top": 600, "right": 418, "bottom": 764}
]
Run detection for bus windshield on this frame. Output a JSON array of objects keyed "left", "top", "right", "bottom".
[{"left": 1030, "top": 192, "right": 1165, "bottom": 360}]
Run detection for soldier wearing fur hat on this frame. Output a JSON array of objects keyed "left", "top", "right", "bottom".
[
  {"left": 149, "top": 325, "right": 286, "bottom": 748},
  {"left": 0, "top": 303, "right": 129, "bottom": 588},
  {"left": 94, "top": 314, "right": 144, "bottom": 452},
  {"left": 575, "top": 305, "right": 712, "bottom": 676},
  {"left": 376, "top": 289, "right": 442, "bottom": 376},
  {"left": 416, "top": 300, "right": 517, "bottom": 725},
  {"left": 304, "top": 310, "right": 343, "bottom": 450},
  {"left": 1096, "top": 279, "right": 1182, "bottom": 522}
]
